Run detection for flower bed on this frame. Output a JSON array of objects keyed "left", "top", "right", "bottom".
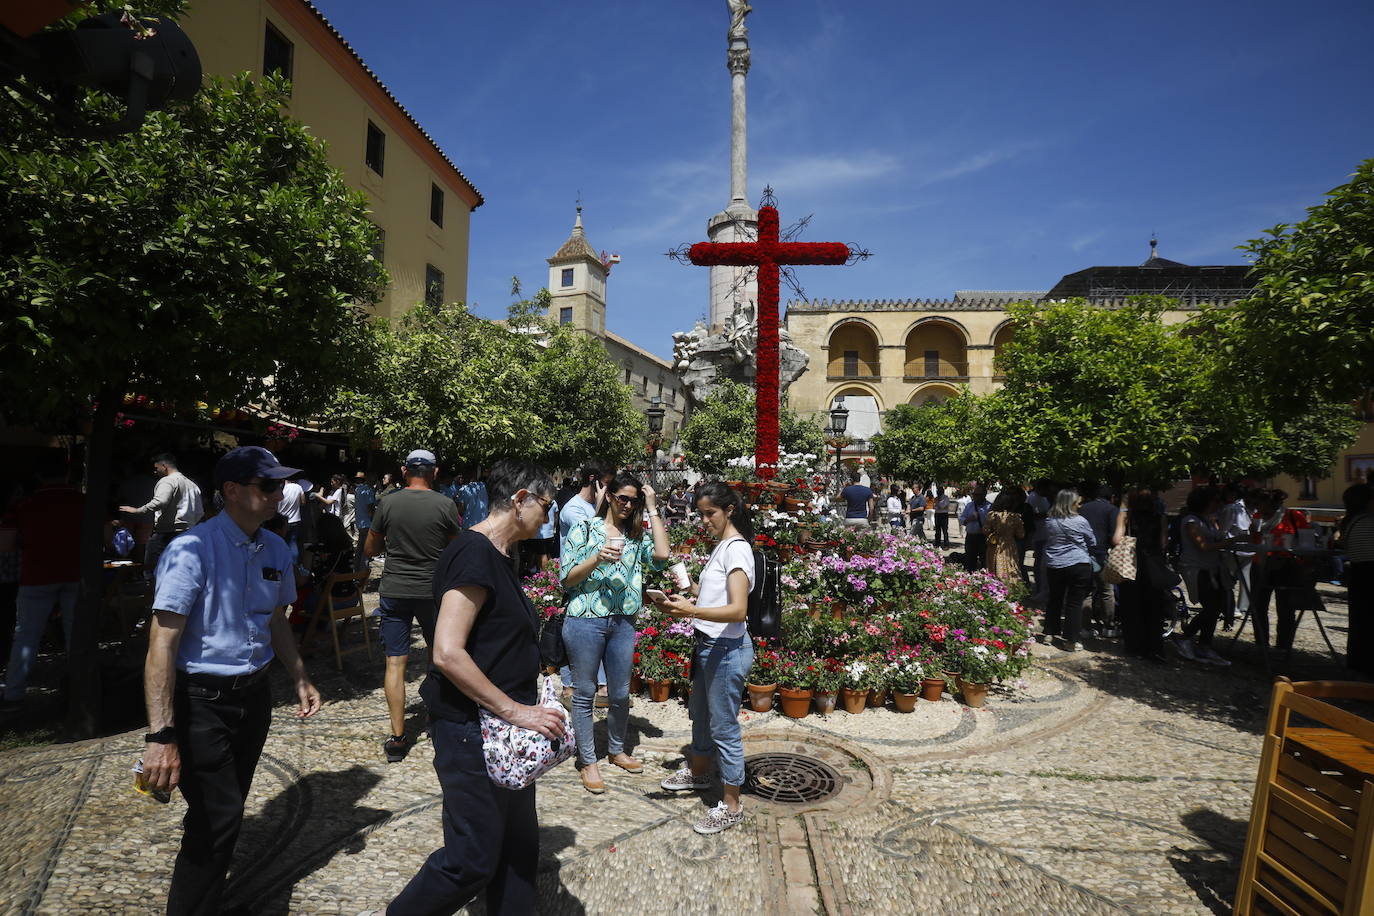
[{"left": 630, "top": 523, "right": 1037, "bottom": 711}]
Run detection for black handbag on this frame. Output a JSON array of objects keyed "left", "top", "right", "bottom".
[
  {"left": 538, "top": 611, "right": 567, "bottom": 669},
  {"left": 538, "top": 520, "right": 592, "bottom": 669}
]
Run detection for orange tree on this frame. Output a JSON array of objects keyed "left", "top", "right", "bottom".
[{"left": 0, "top": 64, "right": 385, "bottom": 734}]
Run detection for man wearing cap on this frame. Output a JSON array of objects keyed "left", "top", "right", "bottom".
[
  {"left": 365, "top": 449, "right": 462, "bottom": 762},
  {"left": 140, "top": 446, "right": 321, "bottom": 915}
]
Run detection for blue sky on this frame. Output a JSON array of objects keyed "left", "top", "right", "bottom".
[{"left": 317, "top": 0, "right": 1374, "bottom": 359}]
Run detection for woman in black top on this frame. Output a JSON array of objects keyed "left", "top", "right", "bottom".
[
  {"left": 1113, "top": 488, "right": 1171, "bottom": 661},
  {"left": 390, "top": 461, "right": 565, "bottom": 916}
]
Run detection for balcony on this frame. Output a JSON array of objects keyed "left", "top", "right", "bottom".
[
  {"left": 902, "top": 373, "right": 970, "bottom": 384},
  {"left": 826, "top": 372, "right": 881, "bottom": 382}
]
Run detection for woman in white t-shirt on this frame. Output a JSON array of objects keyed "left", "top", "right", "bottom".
[
  {"left": 886, "top": 485, "right": 905, "bottom": 531},
  {"left": 653, "top": 481, "right": 755, "bottom": 836}
]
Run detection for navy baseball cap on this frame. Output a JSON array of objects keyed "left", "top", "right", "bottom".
[{"left": 214, "top": 446, "right": 303, "bottom": 488}]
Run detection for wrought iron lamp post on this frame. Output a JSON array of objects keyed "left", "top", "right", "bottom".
[
  {"left": 828, "top": 400, "right": 849, "bottom": 487},
  {"left": 646, "top": 396, "right": 666, "bottom": 471}
]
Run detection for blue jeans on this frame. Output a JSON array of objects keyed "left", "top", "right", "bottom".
[
  {"left": 688, "top": 633, "right": 753, "bottom": 787},
  {"left": 4, "top": 582, "right": 78, "bottom": 702},
  {"left": 563, "top": 615, "right": 635, "bottom": 765}
]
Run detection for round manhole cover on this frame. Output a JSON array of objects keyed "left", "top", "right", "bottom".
[{"left": 744, "top": 752, "right": 842, "bottom": 804}]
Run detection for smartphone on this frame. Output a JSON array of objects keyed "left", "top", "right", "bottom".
[{"left": 646, "top": 589, "right": 670, "bottom": 604}]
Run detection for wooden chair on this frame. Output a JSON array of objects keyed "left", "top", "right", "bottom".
[
  {"left": 1234, "top": 677, "right": 1374, "bottom": 915},
  {"left": 300, "top": 569, "right": 373, "bottom": 671}
]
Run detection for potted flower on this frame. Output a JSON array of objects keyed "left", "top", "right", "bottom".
[
  {"left": 636, "top": 646, "right": 675, "bottom": 702},
  {"left": 775, "top": 651, "right": 815, "bottom": 719},
  {"left": 746, "top": 641, "right": 780, "bottom": 712},
  {"left": 811, "top": 656, "right": 843, "bottom": 715},
  {"left": 954, "top": 643, "right": 1004, "bottom": 708},
  {"left": 840, "top": 658, "right": 872, "bottom": 714},
  {"left": 885, "top": 647, "right": 928, "bottom": 713}
]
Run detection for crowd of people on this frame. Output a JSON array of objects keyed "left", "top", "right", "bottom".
[
  {"left": 5, "top": 441, "right": 1374, "bottom": 915},
  {"left": 827, "top": 472, "right": 1371, "bottom": 676}
]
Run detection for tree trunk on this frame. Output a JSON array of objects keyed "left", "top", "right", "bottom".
[{"left": 65, "top": 383, "right": 121, "bottom": 739}]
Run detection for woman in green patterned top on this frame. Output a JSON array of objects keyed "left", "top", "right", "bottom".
[{"left": 560, "top": 472, "right": 670, "bottom": 792}]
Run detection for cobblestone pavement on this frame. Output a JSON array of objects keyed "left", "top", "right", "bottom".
[{"left": 0, "top": 580, "right": 1362, "bottom": 915}]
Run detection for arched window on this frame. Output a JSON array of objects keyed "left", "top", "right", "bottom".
[
  {"left": 904, "top": 321, "right": 968, "bottom": 379},
  {"left": 827, "top": 322, "right": 880, "bottom": 379}
]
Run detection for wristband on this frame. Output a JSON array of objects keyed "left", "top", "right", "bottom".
[{"left": 144, "top": 726, "right": 177, "bottom": 744}]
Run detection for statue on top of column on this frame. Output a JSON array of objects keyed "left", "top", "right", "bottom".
[{"left": 727, "top": 0, "right": 752, "bottom": 38}]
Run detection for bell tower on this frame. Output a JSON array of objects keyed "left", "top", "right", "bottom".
[{"left": 546, "top": 206, "right": 608, "bottom": 338}]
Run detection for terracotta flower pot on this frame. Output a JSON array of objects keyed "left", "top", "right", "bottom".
[
  {"left": 679, "top": 682, "right": 692, "bottom": 703},
  {"left": 830, "top": 602, "right": 847, "bottom": 621},
  {"left": 920, "top": 677, "right": 946, "bottom": 702},
  {"left": 812, "top": 691, "right": 837, "bottom": 715},
  {"left": 629, "top": 672, "right": 643, "bottom": 695},
  {"left": 648, "top": 679, "right": 673, "bottom": 703},
  {"left": 961, "top": 681, "right": 990, "bottom": 708},
  {"left": 746, "top": 683, "right": 777, "bottom": 712},
  {"left": 867, "top": 688, "right": 889, "bottom": 708},
  {"left": 778, "top": 686, "right": 813, "bottom": 719},
  {"left": 892, "top": 691, "right": 919, "bottom": 713},
  {"left": 841, "top": 687, "right": 868, "bottom": 714}
]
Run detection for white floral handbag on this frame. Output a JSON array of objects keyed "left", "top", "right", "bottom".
[{"left": 478, "top": 675, "right": 575, "bottom": 790}]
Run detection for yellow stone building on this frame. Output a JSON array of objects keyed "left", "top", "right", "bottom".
[
  {"left": 180, "top": 0, "right": 483, "bottom": 319},
  {"left": 783, "top": 246, "right": 1251, "bottom": 445}
]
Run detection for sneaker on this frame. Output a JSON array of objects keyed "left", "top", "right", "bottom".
[
  {"left": 1170, "top": 637, "right": 1197, "bottom": 661},
  {"left": 660, "top": 767, "right": 712, "bottom": 793},
  {"left": 383, "top": 734, "right": 414, "bottom": 763},
  {"left": 693, "top": 801, "right": 745, "bottom": 835},
  {"left": 1069, "top": 641, "right": 1085, "bottom": 653}
]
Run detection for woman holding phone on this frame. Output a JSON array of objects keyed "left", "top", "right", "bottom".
[
  {"left": 559, "top": 473, "right": 669, "bottom": 793},
  {"left": 653, "top": 481, "right": 754, "bottom": 835}
]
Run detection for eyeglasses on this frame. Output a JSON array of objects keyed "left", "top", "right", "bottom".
[
  {"left": 612, "top": 493, "right": 640, "bottom": 505},
  {"left": 250, "top": 478, "right": 286, "bottom": 494},
  {"left": 526, "top": 494, "right": 554, "bottom": 513}
]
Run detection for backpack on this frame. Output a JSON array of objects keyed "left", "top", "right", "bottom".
[{"left": 748, "top": 547, "right": 781, "bottom": 640}]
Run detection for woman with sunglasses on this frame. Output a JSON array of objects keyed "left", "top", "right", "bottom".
[{"left": 559, "top": 473, "right": 669, "bottom": 793}]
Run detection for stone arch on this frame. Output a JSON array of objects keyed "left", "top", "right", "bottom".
[
  {"left": 826, "top": 320, "right": 881, "bottom": 379},
  {"left": 829, "top": 384, "right": 884, "bottom": 441},
  {"left": 990, "top": 319, "right": 1019, "bottom": 378},
  {"left": 828, "top": 382, "right": 885, "bottom": 412},
  {"left": 903, "top": 318, "right": 969, "bottom": 379},
  {"left": 909, "top": 383, "right": 960, "bottom": 407}
]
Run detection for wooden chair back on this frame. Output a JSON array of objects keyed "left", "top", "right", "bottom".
[
  {"left": 300, "top": 568, "right": 373, "bottom": 671},
  {"left": 1234, "top": 678, "right": 1374, "bottom": 915}
]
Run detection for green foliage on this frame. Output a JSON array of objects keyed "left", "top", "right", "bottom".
[
  {"left": 870, "top": 392, "right": 997, "bottom": 483},
  {"left": 331, "top": 299, "right": 643, "bottom": 468},
  {"left": 0, "top": 74, "right": 387, "bottom": 424},
  {"left": 976, "top": 298, "right": 1357, "bottom": 484},
  {"left": 680, "top": 379, "right": 826, "bottom": 475},
  {"left": 1222, "top": 157, "right": 1374, "bottom": 413}
]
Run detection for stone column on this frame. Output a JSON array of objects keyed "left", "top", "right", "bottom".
[{"left": 728, "top": 39, "right": 750, "bottom": 207}]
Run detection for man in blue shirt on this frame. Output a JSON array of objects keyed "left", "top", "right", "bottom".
[
  {"left": 839, "top": 471, "right": 875, "bottom": 529},
  {"left": 959, "top": 484, "right": 992, "bottom": 571},
  {"left": 456, "top": 465, "right": 489, "bottom": 528},
  {"left": 352, "top": 471, "right": 377, "bottom": 571},
  {"left": 140, "top": 447, "right": 322, "bottom": 914},
  {"left": 558, "top": 462, "right": 611, "bottom": 542}
]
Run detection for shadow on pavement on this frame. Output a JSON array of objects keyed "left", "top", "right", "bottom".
[
  {"left": 224, "top": 764, "right": 388, "bottom": 913},
  {"left": 1168, "top": 807, "right": 1247, "bottom": 916}
]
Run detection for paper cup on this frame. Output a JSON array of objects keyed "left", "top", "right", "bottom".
[{"left": 669, "top": 561, "right": 690, "bottom": 589}]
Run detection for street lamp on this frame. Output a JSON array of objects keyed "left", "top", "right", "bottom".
[
  {"left": 828, "top": 399, "right": 849, "bottom": 488},
  {"left": 646, "top": 396, "right": 666, "bottom": 471}
]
